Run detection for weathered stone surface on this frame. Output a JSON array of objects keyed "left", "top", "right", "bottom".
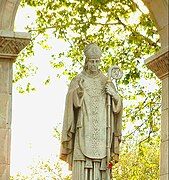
[
  {"left": 160, "top": 140, "right": 169, "bottom": 176},
  {"left": 60, "top": 43, "right": 123, "bottom": 179},
  {"left": 0, "top": 129, "right": 11, "bottom": 180},
  {"left": 0, "top": 94, "right": 12, "bottom": 128},
  {"left": 159, "top": 25, "right": 169, "bottom": 48},
  {"left": 0, "top": 30, "right": 14, "bottom": 37},
  {"left": 14, "top": 32, "right": 31, "bottom": 39},
  {"left": 0, "top": 0, "right": 20, "bottom": 30},
  {"left": 0, "top": 31, "right": 31, "bottom": 61},
  {"left": 0, "top": 30, "right": 30, "bottom": 39},
  {"left": 7, "top": 130, "right": 11, "bottom": 165},
  {"left": 161, "top": 109, "right": 169, "bottom": 142},
  {"left": 145, "top": 49, "right": 169, "bottom": 80},
  {"left": 0, "top": 60, "right": 13, "bottom": 94},
  {"left": 0, "top": 36, "right": 30, "bottom": 58},
  {"left": 0, "top": 29, "right": 31, "bottom": 180},
  {"left": 160, "top": 173, "right": 169, "bottom": 180},
  {"left": 162, "top": 76, "right": 169, "bottom": 110},
  {"left": 0, "top": 129, "right": 9, "bottom": 164},
  {"left": 145, "top": 43, "right": 169, "bottom": 180},
  {"left": 0, "top": 164, "right": 10, "bottom": 180}
]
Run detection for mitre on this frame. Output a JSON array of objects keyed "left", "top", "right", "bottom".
[{"left": 84, "top": 43, "right": 102, "bottom": 59}]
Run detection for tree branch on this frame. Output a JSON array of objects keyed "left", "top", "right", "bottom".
[{"left": 116, "top": 16, "right": 158, "bottom": 47}]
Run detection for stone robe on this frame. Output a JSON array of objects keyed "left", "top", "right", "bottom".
[{"left": 60, "top": 70, "right": 123, "bottom": 180}]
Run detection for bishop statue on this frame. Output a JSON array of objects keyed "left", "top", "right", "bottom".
[{"left": 60, "top": 43, "right": 123, "bottom": 180}]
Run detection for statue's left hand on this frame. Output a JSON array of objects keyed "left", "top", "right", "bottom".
[{"left": 105, "top": 84, "right": 119, "bottom": 101}]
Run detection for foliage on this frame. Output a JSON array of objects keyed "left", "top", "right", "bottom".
[
  {"left": 11, "top": 136, "right": 159, "bottom": 180},
  {"left": 10, "top": 159, "right": 71, "bottom": 180},
  {"left": 17, "top": 0, "right": 161, "bottom": 147},
  {"left": 19, "top": 0, "right": 160, "bottom": 80},
  {"left": 113, "top": 136, "right": 160, "bottom": 179},
  {"left": 13, "top": 0, "right": 161, "bottom": 178}
]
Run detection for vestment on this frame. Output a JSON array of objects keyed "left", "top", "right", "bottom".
[{"left": 60, "top": 70, "right": 123, "bottom": 179}]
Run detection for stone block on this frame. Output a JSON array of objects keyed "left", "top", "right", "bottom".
[
  {"left": 0, "top": 36, "right": 30, "bottom": 57},
  {"left": 0, "top": 60, "right": 13, "bottom": 94},
  {"left": 0, "top": 30, "right": 30, "bottom": 40},
  {"left": 145, "top": 49, "right": 168, "bottom": 80},
  {"left": 161, "top": 109, "right": 169, "bottom": 142},
  {"left": 0, "top": 164, "right": 10, "bottom": 180},
  {"left": 14, "top": 32, "right": 31, "bottom": 39},
  {"left": 160, "top": 140, "right": 169, "bottom": 176},
  {"left": 0, "top": 30, "right": 14, "bottom": 38},
  {"left": 0, "top": 94, "right": 12, "bottom": 128},
  {"left": 162, "top": 77, "right": 169, "bottom": 110},
  {"left": 0, "top": 129, "right": 11, "bottom": 166}
]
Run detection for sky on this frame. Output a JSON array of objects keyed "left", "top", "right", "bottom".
[{"left": 11, "top": 5, "right": 70, "bottom": 176}]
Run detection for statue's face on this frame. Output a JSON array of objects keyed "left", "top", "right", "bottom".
[{"left": 86, "top": 58, "right": 100, "bottom": 72}]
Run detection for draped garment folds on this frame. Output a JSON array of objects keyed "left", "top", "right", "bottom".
[{"left": 60, "top": 70, "right": 123, "bottom": 180}]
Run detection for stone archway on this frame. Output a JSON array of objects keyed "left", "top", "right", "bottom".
[
  {"left": 0, "top": 0, "right": 168, "bottom": 179},
  {"left": 0, "top": 1, "right": 30, "bottom": 179}
]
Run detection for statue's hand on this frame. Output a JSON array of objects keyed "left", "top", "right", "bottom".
[
  {"left": 105, "top": 84, "right": 119, "bottom": 101},
  {"left": 77, "top": 79, "right": 84, "bottom": 97}
]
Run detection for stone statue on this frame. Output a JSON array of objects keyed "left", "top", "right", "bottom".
[{"left": 60, "top": 43, "right": 123, "bottom": 180}]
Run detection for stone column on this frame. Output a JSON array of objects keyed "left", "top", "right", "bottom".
[
  {"left": 145, "top": 47, "right": 169, "bottom": 180},
  {"left": 0, "top": 30, "right": 30, "bottom": 179}
]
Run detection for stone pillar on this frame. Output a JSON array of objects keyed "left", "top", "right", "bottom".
[
  {"left": 0, "top": 30, "right": 30, "bottom": 179},
  {"left": 145, "top": 47, "right": 169, "bottom": 180}
]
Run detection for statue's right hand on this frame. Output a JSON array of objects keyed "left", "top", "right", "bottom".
[
  {"left": 78, "top": 79, "right": 84, "bottom": 90},
  {"left": 77, "top": 79, "right": 84, "bottom": 97}
]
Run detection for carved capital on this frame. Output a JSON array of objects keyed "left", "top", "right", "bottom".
[
  {"left": 145, "top": 48, "right": 169, "bottom": 80},
  {"left": 0, "top": 31, "right": 30, "bottom": 60}
]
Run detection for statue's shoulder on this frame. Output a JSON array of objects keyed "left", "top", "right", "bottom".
[
  {"left": 69, "top": 72, "right": 83, "bottom": 88},
  {"left": 100, "top": 72, "right": 108, "bottom": 81},
  {"left": 71, "top": 73, "right": 83, "bottom": 83},
  {"left": 99, "top": 72, "right": 117, "bottom": 89},
  {"left": 100, "top": 72, "right": 117, "bottom": 90}
]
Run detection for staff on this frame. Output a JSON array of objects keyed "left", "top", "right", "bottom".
[{"left": 106, "top": 65, "right": 123, "bottom": 179}]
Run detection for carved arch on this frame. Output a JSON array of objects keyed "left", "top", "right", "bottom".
[{"left": 0, "top": 0, "right": 20, "bottom": 30}]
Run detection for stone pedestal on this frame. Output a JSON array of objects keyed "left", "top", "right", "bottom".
[
  {"left": 145, "top": 47, "right": 169, "bottom": 180},
  {"left": 0, "top": 30, "right": 30, "bottom": 179}
]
